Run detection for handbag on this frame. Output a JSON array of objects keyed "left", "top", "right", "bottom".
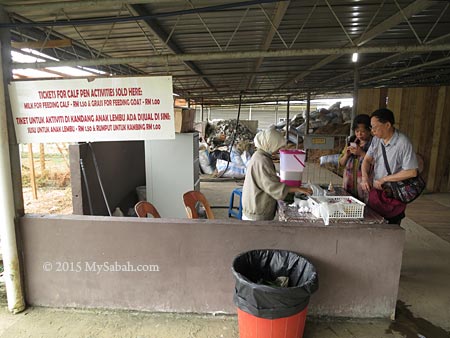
[
  {"left": 380, "top": 145, "right": 426, "bottom": 204},
  {"left": 368, "top": 188, "right": 406, "bottom": 219}
]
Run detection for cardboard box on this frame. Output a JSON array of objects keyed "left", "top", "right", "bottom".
[
  {"left": 193, "top": 121, "right": 208, "bottom": 140},
  {"left": 174, "top": 108, "right": 196, "bottom": 133}
]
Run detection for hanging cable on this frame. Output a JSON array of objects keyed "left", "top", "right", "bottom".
[
  {"left": 87, "top": 142, "right": 112, "bottom": 216},
  {"left": 79, "top": 158, "right": 94, "bottom": 215},
  {"left": 230, "top": 91, "right": 243, "bottom": 153}
]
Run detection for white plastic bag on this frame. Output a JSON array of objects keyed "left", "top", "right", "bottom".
[
  {"left": 318, "top": 201, "right": 347, "bottom": 225},
  {"left": 241, "top": 150, "right": 252, "bottom": 166},
  {"left": 231, "top": 148, "right": 246, "bottom": 167},
  {"left": 216, "top": 159, "right": 246, "bottom": 178},
  {"left": 199, "top": 149, "right": 214, "bottom": 174}
]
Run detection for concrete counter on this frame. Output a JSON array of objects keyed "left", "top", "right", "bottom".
[{"left": 19, "top": 215, "right": 404, "bottom": 318}]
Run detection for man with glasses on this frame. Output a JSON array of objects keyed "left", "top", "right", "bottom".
[{"left": 361, "top": 108, "right": 419, "bottom": 224}]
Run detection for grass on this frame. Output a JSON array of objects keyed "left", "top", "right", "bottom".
[{"left": 21, "top": 148, "right": 71, "bottom": 189}]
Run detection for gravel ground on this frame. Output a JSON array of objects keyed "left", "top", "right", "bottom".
[{"left": 22, "top": 186, "right": 72, "bottom": 215}]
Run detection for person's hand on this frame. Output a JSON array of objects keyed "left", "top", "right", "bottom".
[
  {"left": 297, "top": 187, "right": 312, "bottom": 195},
  {"left": 349, "top": 145, "right": 364, "bottom": 157},
  {"left": 373, "top": 178, "right": 385, "bottom": 190},
  {"left": 360, "top": 177, "right": 372, "bottom": 192}
]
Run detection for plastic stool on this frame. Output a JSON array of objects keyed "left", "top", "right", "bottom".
[{"left": 228, "top": 187, "right": 243, "bottom": 220}]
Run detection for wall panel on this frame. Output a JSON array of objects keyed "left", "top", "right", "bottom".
[
  {"left": 357, "top": 88, "right": 387, "bottom": 114},
  {"left": 20, "top": 215, "right": 405, "bottom": 318}
]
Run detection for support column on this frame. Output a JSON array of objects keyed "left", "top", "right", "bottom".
[
  {"left": 0, "top": 6, "right": 26, "bottom": 313},
  {"left": 285, "top": 95, "right": 290, "bottom": 143},
  {"left": 200, "top": 99, "right": 204, "bottom": 121},
  {"left": 275, "top": 100, "right": 279, "bottom": 123},
  {"left": 351, "top": 63, "right": 359, "bottom": 131},
  {"left": 306, "top": 92, "right": 311, "bottom": 135}
]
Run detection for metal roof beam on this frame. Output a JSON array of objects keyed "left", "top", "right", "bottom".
[
  {"left": 246, "top": 0, "right": 290, "bottom": 89},
  {"left": 1, "top": 0, "right": 284, "bottom": 28},
  {"left": 424, "top": 2, "right": 449, "bottom": 43},
  {"left": 13, "top": 43, "right": 450, "bottom": 70},
  {"left": 10, "top": 17, "right": 141, "bottom": 75},
  {"left": 325, "top": 0, "right": 354, "bottom": 45},
  {"left": 2, "top": 1, "right": 175, "bottom": 12},
  {"left": 278, "top": 0, "right": 434, "bottom": 88},
  {"left": 360, "top": 55, "right": 450, "bottom": 84},
  {"left": 130, "top": 4, "right": 215, "bottom": 90},
  {"left": 318, "top": 53, "right": 411, "bottom": 86},
  {"left": 289, "top": 0, "right": 317, "bottom": 48},
  {"left": 427, "top": 32, "right": 450, "bottom": 45},
  {"left": 355, "top": 0, "right": 433, "bottom": 46},
  {"left": 187, "top": 0, "right": 223, "bottom": 51},
  {"left": 11, "top": 39, "right": 72, "bottom": 49},
  {"left": 170, "top": 69, "right": 350, "bottom": 78}
]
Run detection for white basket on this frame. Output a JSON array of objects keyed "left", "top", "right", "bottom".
[{"left": 309, "top": 196, "right": 365, "bottom": 219}]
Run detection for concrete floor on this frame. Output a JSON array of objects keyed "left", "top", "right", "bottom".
[{"left": 0, "top": 182, "right": 449, "bottom": 338}]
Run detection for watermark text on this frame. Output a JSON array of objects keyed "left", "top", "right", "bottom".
[{"left": 42, "top": 261, "right": 160, "bottom": 274}]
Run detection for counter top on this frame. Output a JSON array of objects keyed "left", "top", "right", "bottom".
[{"left": 278, "top": 188, "right": 386, "bottom": 225}]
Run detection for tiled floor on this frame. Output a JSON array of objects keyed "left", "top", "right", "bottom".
[{"left": 406, "top": 193, "right": 450, "bottom": 243}]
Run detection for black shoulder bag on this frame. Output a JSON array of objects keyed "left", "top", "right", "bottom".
[{"left": 380, "top": 145, "right": 426, "bottom": 204}]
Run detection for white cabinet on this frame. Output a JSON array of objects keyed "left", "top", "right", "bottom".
[{"left": 145, "top": 133, "right": 199, "bottom": 218}]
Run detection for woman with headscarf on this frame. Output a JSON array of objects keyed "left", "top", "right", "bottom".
[{"left": 242, "top": 128, "right": 311, "bottom": 221}]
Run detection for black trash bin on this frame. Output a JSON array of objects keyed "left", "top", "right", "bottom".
[{"left": 232, "top": 249, "right": 318, "bottom": 338}]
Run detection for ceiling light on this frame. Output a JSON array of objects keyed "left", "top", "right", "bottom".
[{"left": 352, "top": 53, "right": 358, "bottom": 63}]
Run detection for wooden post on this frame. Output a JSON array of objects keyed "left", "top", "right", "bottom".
[
  {"left": 55, "top": 143, "right": 70, "bottom": 170},
  {"left": 39, "top": 143, "right": 45, "bottom": 173},
  {"left": 28, "top": 144, "right": 37, "bottom": 199}
]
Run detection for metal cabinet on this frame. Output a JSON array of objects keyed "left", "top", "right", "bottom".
[{"left": 145, "top": 132, "right": 199, "bottom": 218}]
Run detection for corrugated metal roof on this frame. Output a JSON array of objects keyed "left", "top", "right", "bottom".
[{"left": 2, "top": 0, "right": 450, "bottom": 105}]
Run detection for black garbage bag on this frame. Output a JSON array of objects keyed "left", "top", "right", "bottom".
[{"left": 232, "top": 249, "right": 319, "bottom": 319}]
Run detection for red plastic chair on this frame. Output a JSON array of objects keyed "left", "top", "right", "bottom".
[
  {"left": 182, "top": 191, "right": 215, "bottom": 219},
  {"left": 134, "top": 201, "right": 161, "bottom": 218}
]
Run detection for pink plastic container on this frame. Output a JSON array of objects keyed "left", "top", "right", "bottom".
[{"left": 279, "top": 149, "right": 306, "bottom": 187}]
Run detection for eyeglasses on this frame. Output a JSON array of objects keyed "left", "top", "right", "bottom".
[{"left": 370, "top": 123, "right": 384, "bottom": 131}]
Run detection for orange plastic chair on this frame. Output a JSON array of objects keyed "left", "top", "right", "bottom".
[
  {"left": 134, "top": 201, "right": 161, "bottom": 218},
  {"left": 182, "top": 191, "right": 215, "bottom": 219}
]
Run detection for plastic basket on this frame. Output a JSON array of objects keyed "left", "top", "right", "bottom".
[{"left": 309, "top": 196, "right": 365, "bottom": 219}]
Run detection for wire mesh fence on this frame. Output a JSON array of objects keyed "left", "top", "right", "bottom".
[{"left": 301, "top": 135, "right": 348, "bottom": 187}]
